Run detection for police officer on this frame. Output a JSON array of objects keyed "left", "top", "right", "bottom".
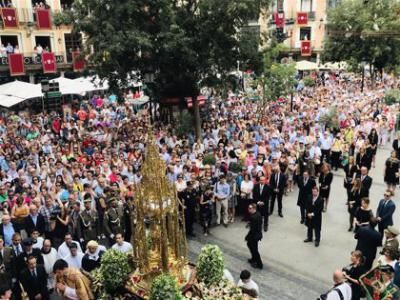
[
  {"left": 77, "top": 198, "right": 100, "bottom": 248},
  {"left": 103, "top": 197, "right": 125, "bottom": 245},
  {"left": 181, "top": 181, "right": 198, "bottom": 237}
]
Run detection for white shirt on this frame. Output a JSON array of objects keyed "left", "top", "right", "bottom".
[
  {"left": 326, "top": 282, "right": 352, "bottom": 300},
  {"left": 32, "top": 237, "right": 44, "bottom": 249},
  {"left": 65, "top": 252, "right": 84, "bottom": 269},
  {"left": 57, "top": 241, "right": 83, "bottom": 259},
  {"left": 111, "top": 241, "right": 133, "bottom": 253},
  {"left": 237, "top": 279, "right": 259, "bottom": 298}
]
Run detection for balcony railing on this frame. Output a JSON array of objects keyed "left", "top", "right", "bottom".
[{"left": 0, "top": 52, "right": 66, "bottom": 66}]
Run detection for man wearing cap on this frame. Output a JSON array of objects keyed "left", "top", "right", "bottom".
[
  {"left": 180, "top": 181, "right": 198, "bottom": 237},
  {"left": 103, "top": 197, "right": 125, "bottom": 244},
  {"left": 383, "top": 226, "right": 400, "bottom": 255},
  {"left": 19, "top": 237, "right": 44, "bottom": 267},
  {"left": 77, "top": 197, "right": 100, "bottom": 248}
]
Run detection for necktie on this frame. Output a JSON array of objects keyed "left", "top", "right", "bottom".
[
  {"left": 31, "top": 270, "right": 37, "bottom": 279},
  {"left": 15, "top": 246, "right": 20, "bottom": 256},
  {"left": 276, "top": 174, "right": 279, "bottom": 186},
  {"left": 260, "top": 185, "right": 263, "bottom": 195}
]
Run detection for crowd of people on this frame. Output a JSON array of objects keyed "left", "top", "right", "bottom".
[{"left": 0, "top": 71, "right": 398, "bottom": 300}]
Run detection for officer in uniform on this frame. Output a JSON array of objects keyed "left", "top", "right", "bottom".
[
  {"left": 103, "top": 197, "right": 125, "bottom": 245},
  {"left": 382, "top": 226, "right": 399, "bottom": 255},
  {"left": 77, "top": 198, "right": 100, "bottom": 249},
  {"left": 180, "top": 181, "right": 198, "bottom": 237}
]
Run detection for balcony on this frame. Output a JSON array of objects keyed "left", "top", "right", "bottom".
[
  {"left": 0, "top": 7, "right": 72, "bottom": 30},
  {"left": 0, "top": 52, "right": 73, "bottom": 73}
]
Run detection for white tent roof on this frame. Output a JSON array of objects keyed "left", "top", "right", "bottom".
[
  {"left": 319, "top": 62, "right": 348, "bottom": 70},
  {"left": 73, "top": 76, "right": 109, "bottom": 92},
  {"left": 296, "top": 60, "right": 319, "bottom": 71},
  {"left": 0, "top": 81, "right": 42, "bottom": 108}
]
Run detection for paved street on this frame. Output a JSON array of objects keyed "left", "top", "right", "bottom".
[{"left": 188, "top": 145, "right": 398, "bottom": 299}]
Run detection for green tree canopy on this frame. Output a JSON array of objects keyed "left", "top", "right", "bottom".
[
  {"left": 322, "top": 0, "right": 400, "bottom": 72},
  {"left": 72, "top": 0, "right": 270, "bottom": 137}
]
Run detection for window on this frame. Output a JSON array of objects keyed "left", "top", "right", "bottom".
[
  {"left": 64, "top": 33, "right": 82, "bottom": 62},
  {"left": 299, "top": 27, "right": 311, "bottom": 40},
  {"left": 327, "top": 0, "right": 341, "bottom": 8},
  {"left": 35, "top": 36, "right": 51, "bottom": 51},
  {"left": 60, "top": 0, "right": 74, "bottom": 10},
  {"left": 300, "top": 0, "right": 313, "bottom": 11},
  {"left": 0, "top": 35, "right": 19, "bottom": 51}
]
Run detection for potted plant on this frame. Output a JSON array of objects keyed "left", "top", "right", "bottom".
[
  {"left": 150, "top": 274, "right": 183, "bottom": 300},
  {"left": 196, "top": 244, "right": 224, "bottom": 287},
  {"left": 92, "top": 249, "right": 132, "bottom": 298}
]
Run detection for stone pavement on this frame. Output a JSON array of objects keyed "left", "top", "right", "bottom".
[{"left": 188, "top": 145, "right": 398, "bottom": 299}]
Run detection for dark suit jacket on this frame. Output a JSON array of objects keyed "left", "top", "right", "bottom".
[
  {"left": 0, "top": 247, "right": 15, "bottom": 287},
  {"left": 252, "top": 183, "right": 271, "bottom": 206},
  {"left": 297, "top": 176, "right": 316, "bottom": 207},
  {"left": 305, "top": 195, "right": 324, "bottom": 226},
  {"left": 20, "top": 265, "right": 49, "bottom": 300},
  {"left": 17, "top": 249, "right": 44, "bottom": 273},
  {"left": 24, "top": 214, "right": 46, "bottom": 236},
  {"left": 245, "top": 211, "right": 263, "bottom": 242},
  {"left": 393, "top": 139, "right": 400, "bottom": 159},
  {"left": 270, "top": 172, "right": 286, "bottom": 194},
  {"left": 357, "top": 174, "right": 372, "bottom": 198},
  {"left": 376, "top": 199, "right": 396, "bottom": 229},
  {"left": 355, "top": 225, "right": 382, "bottom": 260}
]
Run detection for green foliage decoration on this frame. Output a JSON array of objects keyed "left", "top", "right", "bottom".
[
  {"left": 197, "top": 244, "right": 225, "bottom": 287},
  {"left": 92, "top": 249, "right": 132, "bottom": 296},
  {"left": 150, "top": 274, "right": 183, "bottom": 300},
  {"left": 303, "top": 76, "right": 315, "bottom": 87}
]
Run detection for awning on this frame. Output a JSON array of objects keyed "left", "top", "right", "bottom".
[
  {"left": 0, "top": 80, "right": 42, "bottom": 108},
  {"left": 296, "top": 60, "right": 318, "bottom": 71}
]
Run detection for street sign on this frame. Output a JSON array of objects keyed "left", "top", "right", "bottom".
[{"left": 46, "top": 91, "right": 62, "bottom": 98}]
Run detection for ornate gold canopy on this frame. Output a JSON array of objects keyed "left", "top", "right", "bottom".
[{"left": 126, "top": 135, "right": 189, "bottom": 298}]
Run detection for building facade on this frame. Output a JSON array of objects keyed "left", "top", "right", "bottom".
[
  {"left": 0, "top": 0, "right": 80, "bottom": 84},
  {"left": 261, "top": 0, "right": 341, "bottom": 62}
]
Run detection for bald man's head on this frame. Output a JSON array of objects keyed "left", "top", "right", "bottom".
[{"left": 333, "top": 269, "right": 344, "bottom": 284}]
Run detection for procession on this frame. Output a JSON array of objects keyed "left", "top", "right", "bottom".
[{"left": 1, "top": 0, "right": 400, "bottom": 299}]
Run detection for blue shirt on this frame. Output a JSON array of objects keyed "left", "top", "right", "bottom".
[
  {"left": 214, "top": 182, "right": 230, "bottom": 199},
  {"left": 31, "top": 214, "right": 38, "bottom": 226},
  {"left": 3, "top": 223, "right": 15, "bottom": 246}
]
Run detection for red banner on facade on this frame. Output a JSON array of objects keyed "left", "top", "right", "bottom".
[
  {"left": 274, "top": 12, "right": 285, "bottom": 28},
  {"left": 185, "top": 96, "right": 206, "bottom": 108},
  {"left": 72, "top": 51, "right": 85, "bottom": 72},
  {"left": 301, "top": 40, "right": 312, "bottom": 56},
  {"left": 36, "top": 9, "right": 51, "bottom": 29},
  {"left": 42, "top": 52, "right": 57, "bottom": 73},
  {"left": 1, "top": 7, "right": 18, "bottom": 28},
  {"left": 297, "top": 12, "right": 308, "bottom": 25},
  {"left": 8, "top": 54, "right": 25, "bottom": 76}
]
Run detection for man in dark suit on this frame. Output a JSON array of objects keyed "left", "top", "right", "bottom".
[
  {"left": 304, "top": 186, "right": 324, "bottom": 247},
  {"left": 355, "top": 220, "right": 382, "bottom": 270},
  {"left": 19, "top": 255, "right": 49, "bottom": 300},
  {"left": 245, "top": 204, "right": 263, "bottom": 269},
  {"left": 17, "top": 238, "right": 44, "bottom": 272},
  {"left": 269, "top": 167, "right": 286, "bottom": 217},
  {"left": 376, "top": 191, "right": 396, "bottom": 238},
  {"left": 357, "top": 167, "right": 372, "bottom": 198},
  {"left": 297, "top": 170, "right": 316, "bottom": 224},
  {"left": 0, "top": 236, "right": 14, "bottom": 290},
  {"left": 252, "top": 176, "right": 271, "bottom": 232},
  {"left": 24, "top": 205, "right": 46, "bottom": 236}
]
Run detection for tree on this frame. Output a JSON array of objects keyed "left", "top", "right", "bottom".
[
  {"left": 263, "top": 62, "right": 296, "bottom": 101},
  {"left": 72, "top": 0, "right": 270, "bottom": 139},
  {"left": 322, "top": 0, "right": 400, "bottom": 76}
]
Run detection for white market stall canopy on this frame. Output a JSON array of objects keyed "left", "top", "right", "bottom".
[
  {"left": 73, "top": 76, "right": 110, "bottom": 93},
  {"left": 319, "top": 61, "right": 348, "bottom": 70},
  {"left": 35, "top": 76, "right": 109, "bottom": 96},
  {"left": 0, "top": 81, "right": 42, "bottom": 108},
  {"left": 296, "top": 60, "right": 319, "bottom": 71}
]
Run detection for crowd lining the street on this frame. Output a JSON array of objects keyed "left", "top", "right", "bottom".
[{"left": 0, "top": 72, "right": 399, "bottom": 299}]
